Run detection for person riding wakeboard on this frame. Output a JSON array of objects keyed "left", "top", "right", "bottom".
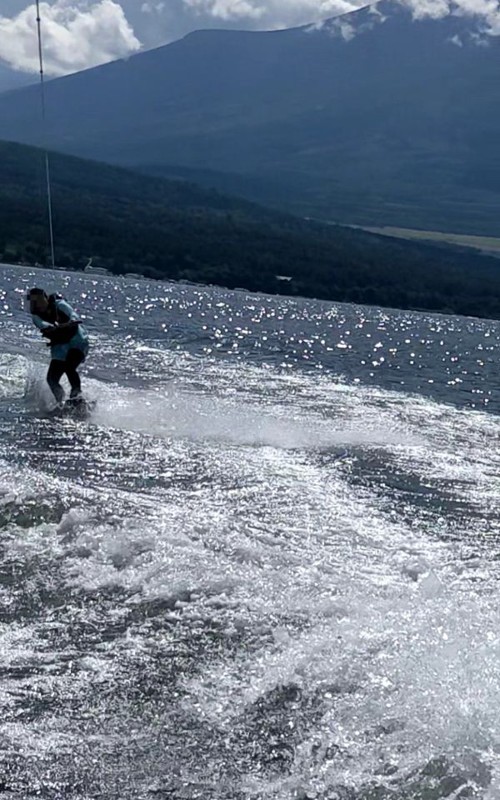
[{"left": 26, "top": 288, "right": 89, "bottom": 407}]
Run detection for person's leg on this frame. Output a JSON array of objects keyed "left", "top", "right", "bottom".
[
  {"left": 47, "top": 360, "right": 66, "bottom": 404},
  {"left": 65, "top": 349, "right": 85, "bottom": 398}
]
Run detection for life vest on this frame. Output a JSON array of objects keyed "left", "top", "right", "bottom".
[{"left": 37, "top": 294, "right": 70, "bottom": 325}]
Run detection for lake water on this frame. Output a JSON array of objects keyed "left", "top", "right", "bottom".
[{"left": 1, "top": 264, "right": 500, "bottom": 798}]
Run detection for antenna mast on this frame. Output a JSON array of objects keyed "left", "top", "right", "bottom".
[{"left": 35, "top": 0, "right": 56, "bottom": 269}]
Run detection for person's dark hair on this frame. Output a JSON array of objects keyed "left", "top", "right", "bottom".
[{"left": 26, "top": 288, "right": 52, "bottom": 319}]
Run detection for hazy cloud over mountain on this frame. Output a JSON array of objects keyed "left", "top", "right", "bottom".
[
  {"left": 183, "top": 0, "right": 500, "bottom": 33},
  {"left": 401, "top": 0, "right": 500, "bottom": 33},
  {"left": 1, "top": 0, "right": 499, "bottom": 78},
  {"left": 181, "top": 0, "right": 360, "bottom": 24}
]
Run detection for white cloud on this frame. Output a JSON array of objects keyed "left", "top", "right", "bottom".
[
  {"left": 182, "top": 0, "right": 264, "bottom": 20},
  {"left": 0, "top": 1, "right": 141, "bottom": 76},
  {"left": 401, "top": 0, "right": 500, "bottom": 34},
  {"left": 326, "top": 16, "right": 356, "bottom": 37},
  {"left": 141, "top": 1, "right": 165, "bottom": 13},
  {"left": 452, "top": 0, "right": 500, "bottom": 34},
  {"left": 180, "top": 0, "right": 500, "bottom": 36},
  {"left": 181, "top": 0, "right": 358, "bottom": 26}
]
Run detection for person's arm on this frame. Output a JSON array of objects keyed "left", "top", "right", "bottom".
[
  {"left": 31, "top": 314, "right": 58, "bottom": 344},
  {"left": 31, "top": 314, "right": 52, "bottom": 333}
]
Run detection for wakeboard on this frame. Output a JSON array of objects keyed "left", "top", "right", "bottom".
[{"left": 49, "top": 397, "right": 96, "bottom": 420}]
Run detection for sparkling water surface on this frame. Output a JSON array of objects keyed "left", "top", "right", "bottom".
[{"left": 1, "top": 264, "right": 500, "bottom": 799}]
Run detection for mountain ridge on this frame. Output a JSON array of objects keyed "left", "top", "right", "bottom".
[{"left": 0, "top": 2, "right": 498, "bottom": 234}]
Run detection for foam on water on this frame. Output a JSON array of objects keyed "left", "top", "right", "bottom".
[
  {"left": 3, "top": 371, "right": 500, "bottom": 795},
  {"left": 90, "top": 380, "right": 423, "bottom": 450},
  {"left": 0, "top": 353, "right": 30, "bottom": 400}
]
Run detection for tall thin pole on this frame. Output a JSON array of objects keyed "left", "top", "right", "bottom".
[{"left": 36, "top": 0, "right": 56, "bottom": 269}]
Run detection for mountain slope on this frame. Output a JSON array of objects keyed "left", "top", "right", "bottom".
[
  {"left": 0, "top": 2, "right": 498, "bottom": 234},
  {"left": 3, "top": 140, "right": 500, "bottom": 319}
]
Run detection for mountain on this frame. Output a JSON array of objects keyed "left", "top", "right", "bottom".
[
  {"left": 0, "top": 62, "right": 35, "bottom": 94},
  {"left": 0, "top": 2, "right": 498, "bottom": 235},
  {"left": 3, "top": 139, "right": 500, "bottom": 319}
]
